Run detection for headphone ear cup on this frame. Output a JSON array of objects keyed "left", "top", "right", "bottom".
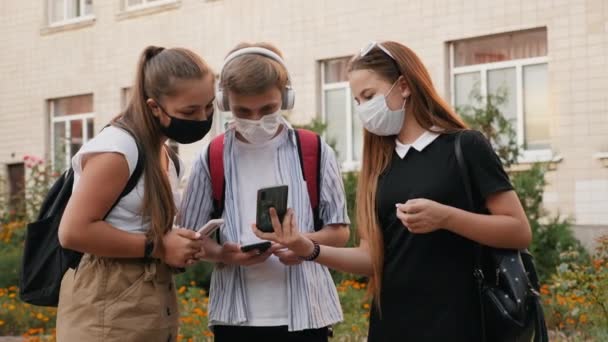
[
  {"left": 216, "top": 89, "right": 229, "bottom": 112},
  {"left": 282, "top": 87, "right": 295, "bottom": 110}
]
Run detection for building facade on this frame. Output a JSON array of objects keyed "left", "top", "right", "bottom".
[{"left": 1, "top": 0, "right": 607, "bottom": 244}]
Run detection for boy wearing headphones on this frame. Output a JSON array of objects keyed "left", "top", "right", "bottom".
[{"left": 178, "top": 42, "right": 349, "bottom": 341}]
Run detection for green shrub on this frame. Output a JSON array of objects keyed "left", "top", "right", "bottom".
[
  {"left": 333, "top": 279, "right": 370, "bottom": 340},
  {"left": 542, "top": 236, "right": 608, "bottom": 339},
  {"left": 0, "top": 245, "right": 22, "bottom": 289},
  {"left": 175, "top": 262, "right": 214, "bottom": 291}
]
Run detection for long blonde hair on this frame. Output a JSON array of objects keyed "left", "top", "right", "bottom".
[
  {"left": 350, "top": 41, "right": 467, "bottom": 307},
  {"left": 112, "top": 46, "right": 212, "bottom": 257}
]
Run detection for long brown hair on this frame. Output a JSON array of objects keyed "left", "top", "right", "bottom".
[
  {"left": 112, "top": 46, "right": 212, "bottom": 257},
  {"left": 349, "top": 41, "right": 467, "bottom": 306}
]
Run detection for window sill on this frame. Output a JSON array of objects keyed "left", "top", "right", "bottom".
[
  {"left": 117, "top": 0, "right": 181, "bottom": 21},
  {"left": 40, "top": 16, "right": 96, "bottom": 35},
  {"left": 508, "top": 153, "right": 563, "bottom": 172},
  {"left": 593, "top": 152, "right": 608, "bottom": 167}
]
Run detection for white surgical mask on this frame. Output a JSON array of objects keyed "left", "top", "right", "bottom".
[
  {"left": 355, "top": 81, "right": 406, "bottom": 136},
  {"left": 234, "top": 111, "right": 282, "bottom": 144}
]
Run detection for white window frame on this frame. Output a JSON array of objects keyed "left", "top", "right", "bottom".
[
  {"left": 49, "top": 100, "right": 95, "bottom": 170},
  {"left": 125, "top": 0, "right": 178, "bottom": 12},
  {"left": 450, "top": 44, "right": 552, "bottom": 163},
  {"left": 47, "top": 0, "right": 94, "bottom": 27},
  {"left": 320, "top": 61, "right": 360, "bottom": 172}
]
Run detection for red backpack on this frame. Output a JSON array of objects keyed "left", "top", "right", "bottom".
[{"left": 207, "top": 129, "right": 324, "bottom": 231}]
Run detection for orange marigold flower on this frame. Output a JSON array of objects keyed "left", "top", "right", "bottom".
[
  {"left": 540, "top": 285, "right": 550, "bottom": 295},
  {"left": 178, "top": 286, "right": 187, "bottom": 294},
  {"left": 593, "top": 259, "right": 604, "bottom": 270}
]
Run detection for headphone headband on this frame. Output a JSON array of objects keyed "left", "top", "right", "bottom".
[
  {"left": 220, "top": 47, "right": 292, "bottom": 83},
  {"left": 216, "top": 46, "right": 295, "bottom": 111}
]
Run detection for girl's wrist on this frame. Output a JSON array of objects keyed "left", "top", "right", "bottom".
[
  {"left": 291, "top": 235, "right": 315, "bottom": 257},
  {"left": 441, "top": 204, "right": 459, "bottom": 232}
]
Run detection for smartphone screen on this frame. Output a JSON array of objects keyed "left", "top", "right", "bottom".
[{"left": 256, "top": 185, "right": 288, "bottom": 233}]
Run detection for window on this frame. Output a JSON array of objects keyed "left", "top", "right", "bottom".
[
  {"left": 450, "top": 28, "right": 550, "bottom": 158},
  {"left": 122, "top": 87, "right": 180, "bottom": 155},
  {"left": 48, "top": 0, "right": 93, "bottom": 26},
  {"left": 7, "top": 163, "right": 25, "bottom": 214},
  {"left": 125, "top": 0, "right": 176, "bottom": 11},
  {"left": 49, "top": 94, "right": 95, "bottom": 171},
  {"left": 320, "top": 57, "right": 361, "bottom": 170}
]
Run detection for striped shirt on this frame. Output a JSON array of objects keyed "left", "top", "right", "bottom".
[{"left": 178, "top": 122, "right": 350, "bottom": 331}]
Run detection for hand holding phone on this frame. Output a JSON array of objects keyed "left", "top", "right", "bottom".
[
  {"left": 256, "top": 185, "right": 288, "bottom": 233},
  {"left": 196, "top": 219, "right": 224, "bottom": 238}
]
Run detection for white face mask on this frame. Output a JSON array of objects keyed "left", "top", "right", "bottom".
[
  {"left": 234, "top": 111, "right": 282, "bottom": 144},
  {"left": 355, "top": 81, "right": 406, "bottom": 136}
]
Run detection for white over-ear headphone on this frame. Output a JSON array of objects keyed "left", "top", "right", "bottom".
[{"left": 215, "top": 47, "right": 295, "bottom": 112}]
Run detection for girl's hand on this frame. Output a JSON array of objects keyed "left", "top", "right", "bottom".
[
  {"left": 273, "top": 245, "right": 304, "bottom": 266},
  {"left": 160, "top": 228, "right": 204, "bottom": 268},
  {"left": 252, "top": 208, "right": 314, "bottom": 258},
  {"left": 396, "top": 199, "right": 451, "bottom": 234}
]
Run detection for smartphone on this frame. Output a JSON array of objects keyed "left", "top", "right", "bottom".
[
  {"left": 196, "top": 219, "right": 224, "bottom": 237},
  {"left": 256, "top": 185, "right": 289, "bottom": 233},
  {"left": 240, "top": 241, "right": 272, "bottom": 253}
]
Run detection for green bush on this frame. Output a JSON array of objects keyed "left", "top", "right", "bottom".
[
  {"left": 175, "top": 262, "right": 214, "bottom": 291},
  {"left": 542, "top": 236, "right": 608, "bottom": 339},
  {"left": 332, "top": 279, "right": 370, "bottom": 340},
  {"left": 0, "top": 245, "right": 22, "bottom": 289}
]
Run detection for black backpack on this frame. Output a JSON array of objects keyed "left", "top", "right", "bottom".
[{"left": 19, "top": 126, "right": 180, "bottom": 307}]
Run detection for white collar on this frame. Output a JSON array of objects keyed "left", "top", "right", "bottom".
[{"left": 395, "top": 129, "right": 441, "bottom": 159}]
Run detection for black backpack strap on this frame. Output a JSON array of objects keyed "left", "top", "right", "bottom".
[
  {"left": 103, "top": 124, "right": 145, "bottom": 219},
  {"left": 454, "top": 131, "right": 487, "bottom": 342}
]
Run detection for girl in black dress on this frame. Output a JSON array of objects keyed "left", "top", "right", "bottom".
[{"left": 253, "top": 41, "right": 532, "bottom": 341}]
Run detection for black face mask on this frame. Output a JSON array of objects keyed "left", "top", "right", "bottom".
[{"left": 156, "top": 103, "right": 213, "bottom": 144}]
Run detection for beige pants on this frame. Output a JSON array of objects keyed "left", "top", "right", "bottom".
[{"left": 56, "top": 254, "right": 179, "bottom": 342}]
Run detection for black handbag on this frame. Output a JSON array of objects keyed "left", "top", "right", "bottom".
[{"left": 454, "top": 131, "right": 549, "bottom": 342}]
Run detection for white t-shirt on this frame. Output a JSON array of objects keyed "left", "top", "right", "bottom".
[
  {"left": 71, "top": 126, "right": 183, "bottom": 233},
  {"left": 233, "top": 128, "right": 289, "bottom": 326}
]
